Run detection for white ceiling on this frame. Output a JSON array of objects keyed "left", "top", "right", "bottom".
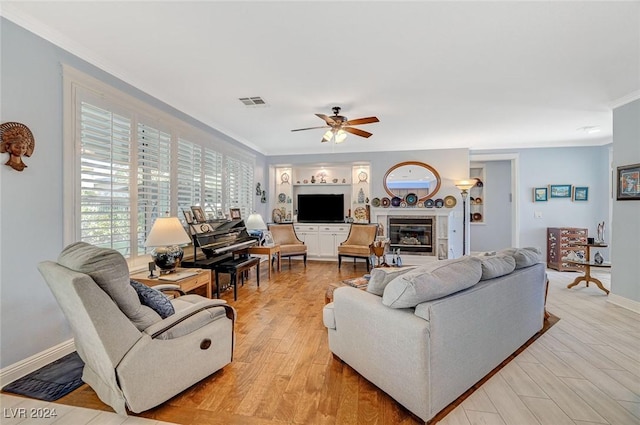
[{"left": 3, "top": 1, "right": 639, "bottom": 156}]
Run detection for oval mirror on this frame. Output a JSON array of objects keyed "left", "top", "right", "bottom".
[{"left": 383, "top": 161, "right": 441, "bottom": 201}]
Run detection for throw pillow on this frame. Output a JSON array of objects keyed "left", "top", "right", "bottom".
[
  {"left": 366, "top": 266, "right": 416, "bottom": 296},
  {"left": 479, "top": 254, "right": 516, "bottom": 280},
  {"left": 500, "top": 247, "right": 541, "bottom": 269},
  {"left": 58, "top": 242, "right": 162, "bottom": 330},
  {"left": 382, "top": 257, "right": 482, "bottom": 308},
  {"left": 130, "top": 280, "right": 175, "bottom": 319}
]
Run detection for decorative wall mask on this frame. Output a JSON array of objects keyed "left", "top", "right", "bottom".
[{"left": 1, "top": 122, "right": 35, "bottom": 172}]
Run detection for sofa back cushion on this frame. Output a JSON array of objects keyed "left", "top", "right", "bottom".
[
  {"left": 479, "top": 254, "right": 516, "bottom": 280},
  {"left": 382, "top": 257, "right": 482, "bottom": 308},
  {"left": 499, "top": 247, "right": 541, "bottom": 269},
  {"left": 366, "top": 266, "right": 416, "bottom": 296},
  {"left": 58, "top": 242, "right": 161, "bottom": 330}
]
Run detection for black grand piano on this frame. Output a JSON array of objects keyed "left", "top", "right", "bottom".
[{"left": 181, "top": 218, "right": 260, "bottom": 300}]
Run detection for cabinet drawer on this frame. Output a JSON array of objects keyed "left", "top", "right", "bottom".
[
  {"left": 179, "top": 272, "right": 209, "bottom": 292},
  {"left": 295, "top": 225, "right": 319, "bottom": 232}
]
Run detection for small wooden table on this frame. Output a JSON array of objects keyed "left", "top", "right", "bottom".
[
  {"left": 248, "top": 244, "right": 281, "bottom": 279},
  {"left": 130, "top": 268, "right": 212, "bottom": 298},
  {"left": 566, "top": 243, "right": 610, "bottom": 295}
]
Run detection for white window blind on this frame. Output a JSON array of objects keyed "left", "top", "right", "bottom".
[
  {"left": 177, "top": 138, "right": 203, "bottom": 219},
  {"left": 136, "top": 123, "right": 171, "bottom": 256},
  {"left": 203, "top": 148, "right": 223, "bottom": 217},
  {"left": 226, "top": 156, "right": 254, "bottom": 219},
  {"left": 79, "top": 102, "right": 133, "bottom": 255}
]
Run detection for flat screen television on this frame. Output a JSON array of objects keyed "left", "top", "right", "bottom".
[{"left": 297, "top": 194, "right": 344, "bottom": 223}]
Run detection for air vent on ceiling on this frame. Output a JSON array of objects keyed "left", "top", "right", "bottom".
[{"left": 239, "top": 97, "right": 268, "bottom": 107}]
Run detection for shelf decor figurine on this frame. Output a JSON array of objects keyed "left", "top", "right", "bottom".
[
  {"left": 596, "top": 221, "right": 605, "bottom": 243},
  {"left": 594, "top": 251, "right": 604, "bottom": 265}
]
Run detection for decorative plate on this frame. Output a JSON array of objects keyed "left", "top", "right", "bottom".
[
  {"left": 371, "top": 197, "right": 381, "bottom": 207},
  {"left": 358, "top": 171, "right": 368, "bottom": 183},
  {"left": 391, "top": 196, "right": 402, "bottom": 207},
  {"left": 405, "top": 193, "right": 418, "bottom": 206},
  {"left": 434, "top": 198, "right": 444, "bottom": 208},
  {"left": 475, "top": 179, "right": 483, "bottom": 187},
  {"left": 470, "top": 197, "right": 476, "bottom": 204},
  {"left": 474, "top": 197, "right": 483, "bottom": 204},
  {"left": 278, "top": 192, "right": 286, "bottom": 203},
  {"left": 424, "top": 199, "right": 435, "bottom": 208},
  {"left": 381, "top": 197, "right": 391, "bottom": 208},
  {"left": 280, "top": 172, "right": 290, "bottom": 184},
  {"left": 354, "top": 207, "right": 367, "bottom": 221},
  {"left": 400, "top": 201, "right": 408, "bottom": 208},
  {"left": 444, "top": 195, "right": 457, "bottom": 208},
  {"left": 473, "top": 212, "right": 483, "bottom": 221}
]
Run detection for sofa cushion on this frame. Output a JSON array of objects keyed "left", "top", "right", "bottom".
[
  {"left": 366, "top": 266, "right": 416, "bottom": 296},
  {"left": 58, "top": 242, "right": 161, "bottom": 330},
  {"left": 382, "top": 257, "right": 482, "bottom": 308},
  {"left": 500, "top": 247, "right": 541, "bottom": 269},
  {"left": 130, "top": 280, "right": 175, "bottom": 319},
  {"left": 479, "top": 254, "right": 516, "bottom": 280}
]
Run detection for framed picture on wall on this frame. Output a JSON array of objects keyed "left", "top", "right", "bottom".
[
  {"left": 573, "top": 186, "right": 589, "bottom": 201},
  {"left": 533, "top": 187, "right": 548, "bottom": 202},
  {"left": 617, "top": 163, "right": 640, "bottom": 200},
  {"left": 550, "top": 184, "right": 572, "bottom": 198}
]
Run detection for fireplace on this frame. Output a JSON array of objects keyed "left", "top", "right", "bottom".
[{"left": 388, "top": 216, "right": 434, "bottom": 256}]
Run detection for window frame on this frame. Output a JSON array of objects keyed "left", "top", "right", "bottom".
[{"left": 63, "top": 65, "right": 255, "bottom": 270}]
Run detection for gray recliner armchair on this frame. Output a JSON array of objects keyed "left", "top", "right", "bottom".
[{"left": 37, "top": 242, "right": 236, "bottom": 415}]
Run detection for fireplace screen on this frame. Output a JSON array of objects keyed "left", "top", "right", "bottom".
[{"left": 388, "top": 217, "right": 434, "bottom": 256}]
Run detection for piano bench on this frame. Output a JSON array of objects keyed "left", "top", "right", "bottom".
[{"left": 213, "top": 256, "right": 260, "bottom": 301}]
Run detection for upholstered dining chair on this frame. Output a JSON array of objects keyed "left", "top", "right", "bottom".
[
  {"left": 38, "top": 242, "right": 236, "bottom": 415},
  {"left": 268, "top": 223, "right": 307, "bottom": 267},
  {"left": 338, "top": 223, "right": 379, "bottom": 271}
]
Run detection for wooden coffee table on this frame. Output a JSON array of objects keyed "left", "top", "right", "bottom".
[{"left": 325, "top": 277, "right": 369, "bottom": 304}]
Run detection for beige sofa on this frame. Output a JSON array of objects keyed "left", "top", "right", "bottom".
[{"left": 323, "top": 249, "right": 546, "bottom": 422}]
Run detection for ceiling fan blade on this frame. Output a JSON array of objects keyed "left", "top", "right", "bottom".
[
  {"left": 291, "top": 125, "right": 330, "bottom": 132},
  {"left": 316, "top": 113, "right": 337, "bottom": 126},
  {"left": 345, "top": 116, "right": 379, "bottom": 126},
  {"left": 344, "top": 127, "right": 373, "bottom": 138}
]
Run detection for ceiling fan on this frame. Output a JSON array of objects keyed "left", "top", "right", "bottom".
[{"left": 291, "top": 106, "right": 379, "bottom": 143}]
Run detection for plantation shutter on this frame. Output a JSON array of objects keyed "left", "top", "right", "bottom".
[
  {"left": 136, "top": 123, "right": 171, "bottom": 255},
  {"left": 226, "top": 156, "right": 254, "bottom": 219},
  {"left": 203, "top": 148, "right": 223, "bottom": 217},
  {"left": 79, "top": 102, "right": 132, "bottom": 255},
  {"left": 177, "top": 138, "right": 203, "bottom": 220}
]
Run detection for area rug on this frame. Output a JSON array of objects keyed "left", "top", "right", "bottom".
[
  {"left": 430, "top": 312, "right": 560, "bottom": 424},
  {"left": 2, "top": 352, "right": 84, "bottom": 401}
]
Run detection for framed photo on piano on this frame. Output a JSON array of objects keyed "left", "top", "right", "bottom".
[
  {"left": 262, "top": 231, "right": 275, "bottom": 247},
  {"left": 191, "top": 206, "right": 206, "bottom": 222},
  {"left": 229, "top": 208, "right": 241, "bottom": 219}
]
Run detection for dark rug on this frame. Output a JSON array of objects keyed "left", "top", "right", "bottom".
[{"left": 2, "top": 352, "right": 84, "bottom": 401}]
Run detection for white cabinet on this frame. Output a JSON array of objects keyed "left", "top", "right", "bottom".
[
  {"left": 294, "top": 224, "right": 320, "bottom": 257},
  {"left": 318, "top": 224, "right": 350, "bottom": 257},
  {"left": 294, "top": 223, "right": 350, "bottom": 259}
]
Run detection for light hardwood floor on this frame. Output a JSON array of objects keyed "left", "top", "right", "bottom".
[{"left": 2, "top": 262, "right": 638, "bottom": 425}]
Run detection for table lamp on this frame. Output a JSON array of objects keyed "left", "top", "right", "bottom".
[
  {"left": 144, "top": 217, "right": 192, "bottom": 274},
  {"left": 245, "top": 212, "right": 267, "bottom": 244},
  {"left": 455, "top": 179, "right": 477, "bottom": 256}
]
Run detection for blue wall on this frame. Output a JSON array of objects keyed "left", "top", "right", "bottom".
[{"left": 0, "top": 18, "right": 266, "bottom": 368}]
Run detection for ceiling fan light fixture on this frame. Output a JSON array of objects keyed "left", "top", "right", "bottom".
[
  {"left": 322, "top": 129, "right": 334, "bottom": 142},
  {"left": 335, "top": 129, "right": 347, "bottom": 144}
]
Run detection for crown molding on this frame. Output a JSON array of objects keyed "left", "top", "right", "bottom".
[{"left": 610, "top": 90, "right": 640, "bottom": 109}]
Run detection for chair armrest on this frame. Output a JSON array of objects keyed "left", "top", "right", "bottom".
[
  {"left": 143, "top": 299, "right": 235, "bottom": 339},
  {"left": 151, "top": 283, "right": 186, "bottom": 296}
]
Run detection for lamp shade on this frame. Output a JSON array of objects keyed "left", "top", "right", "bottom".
[
  {"left": 245, "top": 213, "right": 267, "bottom": 231},
  {"left": 455, "top": 179, "right": 477, "bottom": 191},
  {"left": 144, "top": 217, "right": 191, "bottom": 247}
]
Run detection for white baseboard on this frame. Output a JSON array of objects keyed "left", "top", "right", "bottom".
[
  {"left": 607, "top": 294, "right": 640, "bottom": 314},
  {"left": 0, "top": 339, "right": 76, "bottom": 386}
]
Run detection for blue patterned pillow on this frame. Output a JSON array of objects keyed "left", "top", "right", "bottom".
[{"left": 130, "top": 280, "right": 175, "bottom": 319}]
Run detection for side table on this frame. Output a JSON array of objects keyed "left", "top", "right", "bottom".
[
  {"left": 130, "top": 268, "right": 212, "bottom": 298},
  {"left": 248, "top": 244, "right": 281, "bottom": 279},
  {"left": 566, "top": 243, "right": 610, "bottom": 295}
]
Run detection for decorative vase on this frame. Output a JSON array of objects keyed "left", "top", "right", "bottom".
[{"left": 311, "top": 175, "right": 316, "bottom": 184}]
